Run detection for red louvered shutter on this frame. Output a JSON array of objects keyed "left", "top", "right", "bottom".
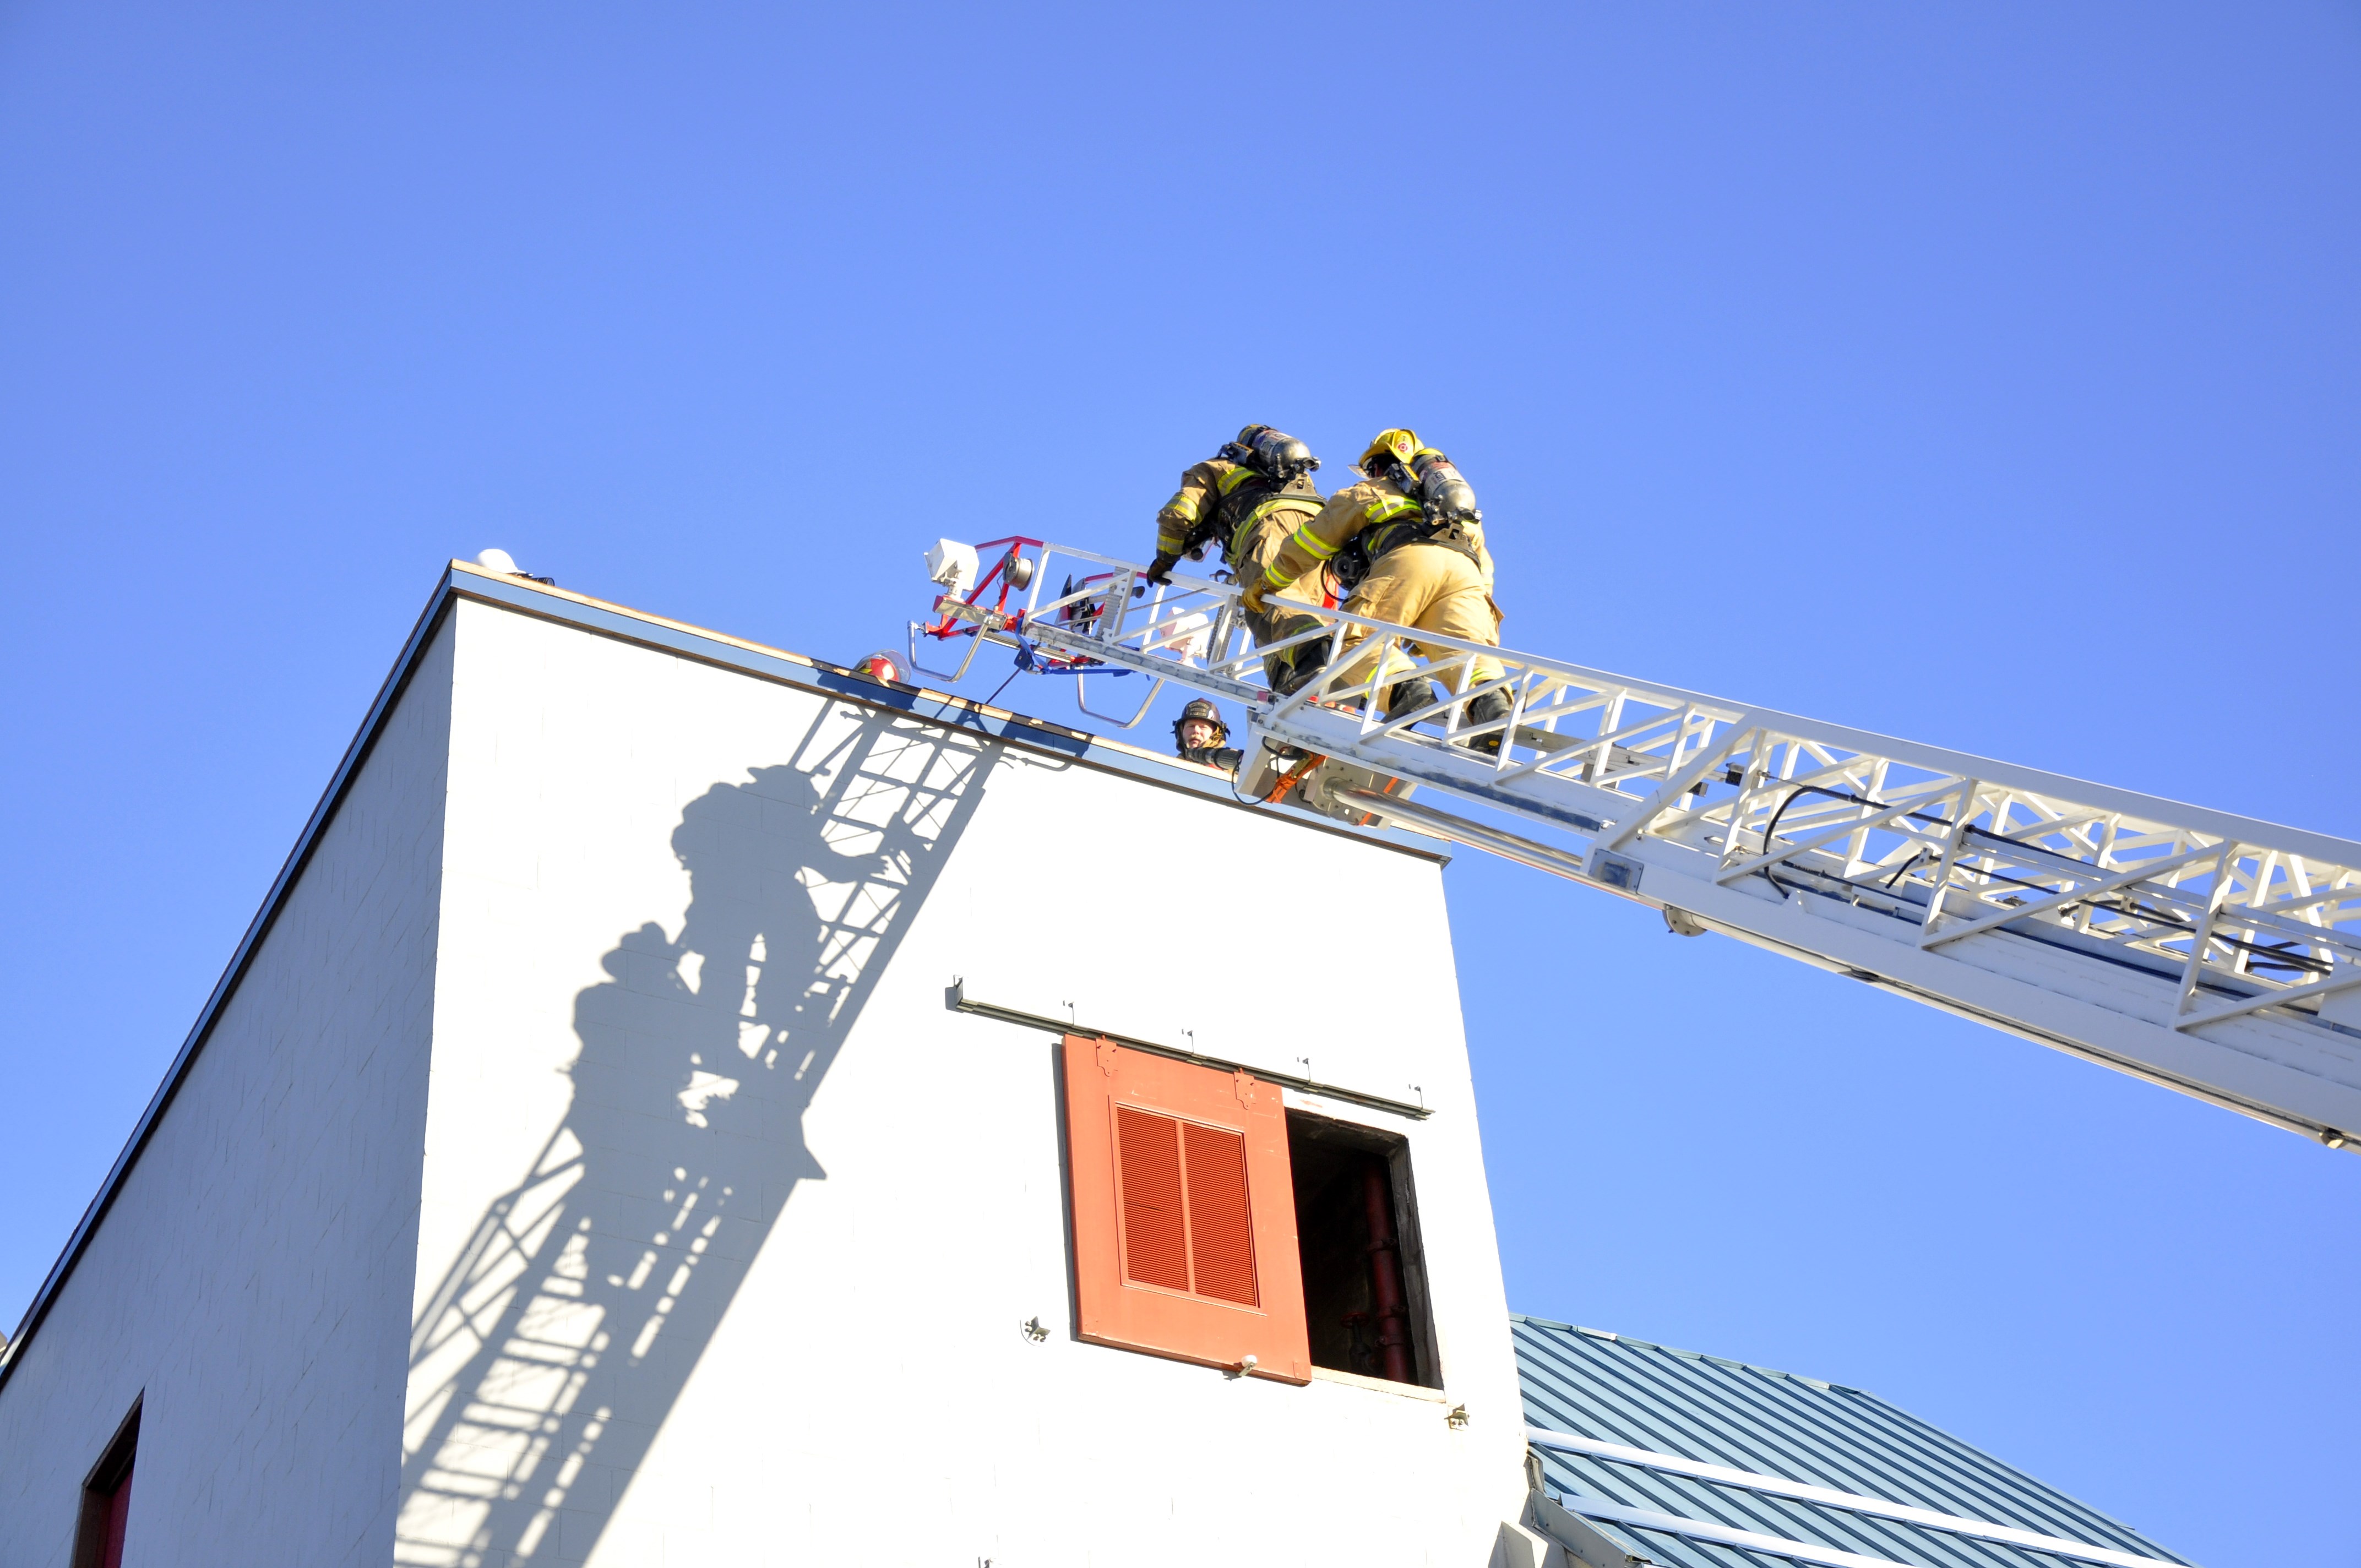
[
  {"left": 1064, "top": 1037, "right": 1309, "bottom": 1382},
  {"left": 1116, "top": 1107, "right": 1190, "bottom": 1291},
  {"left": 1182, "top": 1123, "right": 1257, "bottom": 1305}
]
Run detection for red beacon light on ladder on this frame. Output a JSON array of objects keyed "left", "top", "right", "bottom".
[{"left": 852, "top": 650, "right": 904, "bottom": 685}]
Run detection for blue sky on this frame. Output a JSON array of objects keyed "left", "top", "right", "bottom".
[{"left": 3, "top": 4, "right": 2355, "bottom": 1564}]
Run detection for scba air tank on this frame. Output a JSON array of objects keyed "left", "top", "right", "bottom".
[
  {"left": 1241, "top": 427, "right": 1320, "bottom": 482},
  {"left": 1409, "top": 451, "right": 1481, "bottom": 525}
]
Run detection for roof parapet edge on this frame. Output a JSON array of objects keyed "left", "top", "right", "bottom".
[{"left": 442, "top": 561, "right": 1450, "bottom": 861}]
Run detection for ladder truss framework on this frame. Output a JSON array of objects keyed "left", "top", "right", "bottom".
[{"left": 913, "top": 542, "right": 2361, "bottom": 1149}]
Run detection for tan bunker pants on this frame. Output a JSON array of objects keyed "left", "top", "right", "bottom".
[
  {"left": 1334, "top": 545, "right": 1503, "bottom": 701},
  {"left": 1233, "top": 513, "right": 1328, "bottom": 688}
]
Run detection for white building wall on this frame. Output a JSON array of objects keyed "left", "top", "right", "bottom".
[
  {"left": 398, "top": 600, "right": 1528, "bottom": 1568},
  {"left": 0, "top": 622, "right": 455, "bottom": 1568}
]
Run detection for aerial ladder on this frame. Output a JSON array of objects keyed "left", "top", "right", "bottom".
[{"left": 910, "top": 537, "right": 2361, "bottom": 1153}]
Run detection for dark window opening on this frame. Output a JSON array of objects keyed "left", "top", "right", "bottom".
[
  {"left": 1286, "top": 1112, "right": 1440, "bottom": 1388},
  {"left": 73, "top": 1398, "right": 139, "bottom": 1568}
]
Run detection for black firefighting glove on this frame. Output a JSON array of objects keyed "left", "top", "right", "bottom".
[{"left": 1146, "top": 551, "right": 1182, "bottom": 585}]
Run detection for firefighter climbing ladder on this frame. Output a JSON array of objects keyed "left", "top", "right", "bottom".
[{"left": 912, "top": 538, "right": 2361, "bottom": 1151}]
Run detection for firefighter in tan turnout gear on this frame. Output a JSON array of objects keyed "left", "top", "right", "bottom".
[
  {"left": 1169, "top": 698, "right": 1244, "bottom": 772},
  {"left": 1147, "top": 425, "right": 1329, "bottom": 692},
  {"left": 1244, "top": 427, "right": 1514, "bottom": 750}
]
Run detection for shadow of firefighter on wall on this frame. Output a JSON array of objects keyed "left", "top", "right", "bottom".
[{"left": 395, "top": 705, "right": 992, "bottom": 1567}]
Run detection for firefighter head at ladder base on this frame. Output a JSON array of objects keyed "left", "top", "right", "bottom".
[{"left": 1171, "top": 698, "right": 1243, "bottom": 774}]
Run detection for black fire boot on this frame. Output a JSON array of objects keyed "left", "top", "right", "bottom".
[
  {"left": 1461, "top": 690, "right": 1514, "bottom": 755},
  {"left": 1267, "top": 645, "right": 1319, "bottom": 698},
  {"left": 1385, "top": 679, "right": 1441, "bottom": 726}
]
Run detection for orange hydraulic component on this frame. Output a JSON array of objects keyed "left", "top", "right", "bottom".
[{"left": 1265, "top": 752, "right": 1324, "bottom": 806}]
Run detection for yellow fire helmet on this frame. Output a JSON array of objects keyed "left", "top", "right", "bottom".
[{"left": 1356, "top": 428, "right": 1423, "bottom": 475}]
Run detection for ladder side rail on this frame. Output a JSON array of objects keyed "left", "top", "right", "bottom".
[
  {"left": 1851, "top": 820, "right": 2359, "bottom": 981},
  {"left": 1921, "top": 847, "right": 2222, "bottom": 949},
  {"left": 1669, "top": 832, "right": 2340, "bottom": 1020},
  {"left": 1003, "top": 547, "right": 2359, "bottom": 872},
  {"left": 939, "top": 546, "right": 2361, "bottom": 1049},
  {"left": 1249, "top": 686, "right": 2361, "bottom": 1136},
  {"left": 1713, "top": 783, "right": 1969, "bottom": 884},
  {"left": 1656, "top": 749, "right": 1968, "bottom": 848},
  {"left": 1688, "top": 756, "right": 2360, "bottom": 999}
]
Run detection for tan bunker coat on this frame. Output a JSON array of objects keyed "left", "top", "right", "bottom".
[
  {"left": 1155, "top": 458, "right": 1328, "bottom": 687},
  {"left": 1255, "top": 476, "right": 1503, "bottom": 697}
]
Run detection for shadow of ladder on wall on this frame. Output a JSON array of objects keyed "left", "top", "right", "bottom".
[{"left": 394, "top": 704, "right": 994, "bottom": 1568}]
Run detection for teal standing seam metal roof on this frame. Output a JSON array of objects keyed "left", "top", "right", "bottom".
[{"left": 1513, "top": 1315, "right": 2195, "bottom": 1568}]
